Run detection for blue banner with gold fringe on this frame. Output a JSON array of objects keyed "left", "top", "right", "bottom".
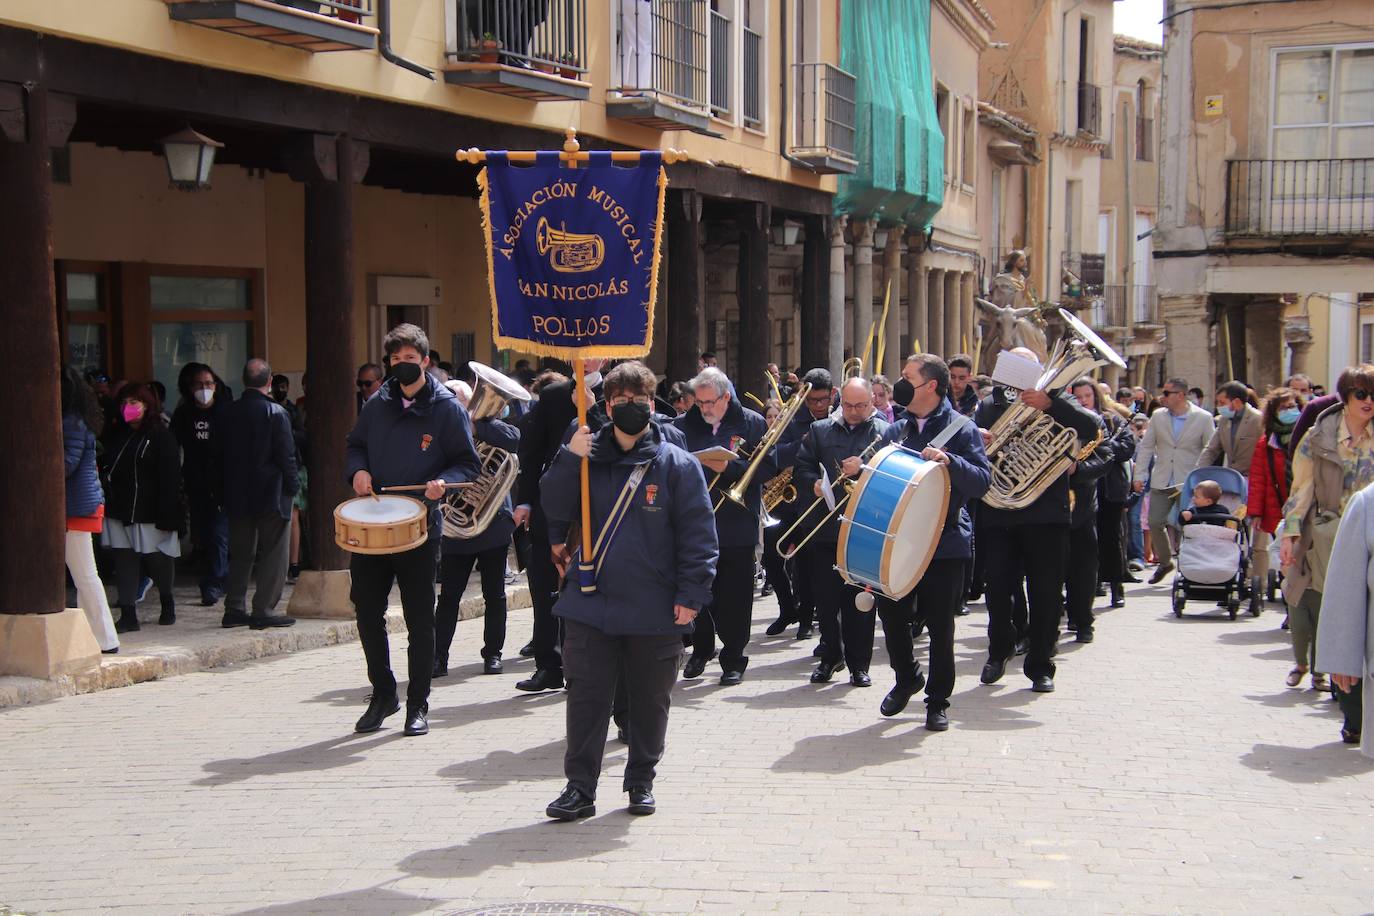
[{"left": 478, "top": 150, "right": 666, "bottom": 358}]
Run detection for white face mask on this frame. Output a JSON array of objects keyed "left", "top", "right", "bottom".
[{"left": 194, "top": 388, "right": 214, "bottom": 406}]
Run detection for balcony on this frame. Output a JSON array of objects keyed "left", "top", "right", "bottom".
[
  {"left": 790, "top": 62, "right": 857, "bottom": 174},
  {"left": 1100, "top": 285, "right": 1160, "bottom": 327},
  {"left": 1225, "top": 159, "right": 1374, "bottom": 244},
  {"left": 1135, "top": 116, "right": 1154, "bottom": 162},
  {"left": 165, "top": 0, "right": 377, "bottom": 52},
  {"left": 1061, "top": 252, "right": 1105, "bottom": 301},
  {"left": 742, "top": 26, "right": 762, "bottom": 129},
  {"left": 607, "top": 0, "right": 712, "bottom": 133},
  {"left": 442, "top": 0, "right": 588, "bottom": 102},
  {"left": 709, "top": 10, "right": 731, "bottom": 117},
  {"left": 1076, "top": 82, "right": 1102, "bottom": 137}
]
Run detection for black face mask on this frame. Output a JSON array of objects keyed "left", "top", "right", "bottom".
[
  {"left": 611, "top": 401, "right": 652, "bottom": 436},
  {"left": 892, "top": 377, "right": 915, "bottom": 411},
  {"left": 271, "top": 388, "right": 288, "bottom": 403},
  {"left": 390, "top": 361, "right": 423, "bottom": 386}
]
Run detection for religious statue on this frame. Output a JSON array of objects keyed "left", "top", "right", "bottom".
[{"left": 977, "top": 250, "right": 1049, "bottom": 366}]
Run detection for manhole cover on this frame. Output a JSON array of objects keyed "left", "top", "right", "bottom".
[{"left": 446, "top": 906, "right": 638, "bottom": 916}]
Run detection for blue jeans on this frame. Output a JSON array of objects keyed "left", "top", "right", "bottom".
[
  {"left": 1127, "top": 498, "right": 1145, "bottom": 562},
  {"left": 189, "top": 492, "right": 229, "bottom": 595}
]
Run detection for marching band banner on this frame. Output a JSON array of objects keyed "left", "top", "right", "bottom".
[{"left": 478, "top": 150, "right": 667, "bottom": 358}]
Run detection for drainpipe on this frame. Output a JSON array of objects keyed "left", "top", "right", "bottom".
[
  {"left": 378, "top": 0, "right": 434, "bottom": 80},
  {"left": 1123, "top": 95, "right": 1135, "bottom": 353},
  {"left": 779, "top": 0, "right": 819, "bottom": 173}
]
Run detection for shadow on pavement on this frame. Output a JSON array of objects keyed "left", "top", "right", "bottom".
[
  {"left": 198, "top": 731, "right": 403, "bottom": 786},
  {"left": 398, "top": 818, "right": 632, "bottom": 879},
  {"left": 1216, "top": 627, "right": 1290, "bottom": 646},
  {"left": 1239, "top": 742, "right": 1374, "bottom": 783},
  {"left": 435, "top": 739, "right": 565, "bottom": 791},
  {"left": 233, "top": 884, "right": 440, "bottom": 915},
  {"left": 771, "top": 719, "right": 929, "bottom": 773}
]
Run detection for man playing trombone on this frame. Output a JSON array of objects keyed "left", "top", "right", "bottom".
[
  {"left": 791, "top": 377, "right": 889, "bottom": 686},
  {"left": 673, "top": 367, "right": 772, "bottom": 685}
]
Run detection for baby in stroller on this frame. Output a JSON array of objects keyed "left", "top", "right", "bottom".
[
  {"left": 1180, "top": 480, "right": 1235, "bottom": 527},
  {"left": 1170, "top": 467, "right": 1259, "bottom": 618}
]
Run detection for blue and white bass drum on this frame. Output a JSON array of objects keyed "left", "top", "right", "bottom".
[{"left": 836, "top": 444, "right": 951, "bottom": 610}]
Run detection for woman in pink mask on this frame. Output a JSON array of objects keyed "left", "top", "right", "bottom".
[{"left": 100, "top": 383, "right": 184, "bottom": 631}]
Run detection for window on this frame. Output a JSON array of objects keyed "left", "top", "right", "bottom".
[
  {"left": 1361, "top": 314, "right": 1374, "bottom": 364},
  {"left": 935, "top": 84, "right": 951, "bottom": 181},
  {"left": 742, "top": 0, "right": 767, "bottom": 130},
  {"left": 59, "top": 265, "right": 112, "bottom": 376},
  {"left": 149, "top": 274, "right": 254, "bottom": 402},
  {"left": 1065, "top": 180, "right": 1082, "bottom": 257},
  {"left": 961, "top": 103, "right": 976, "bottom": 189},
  {"left": 1272, "top": 45, "right": 1374, "bottom": 161}
]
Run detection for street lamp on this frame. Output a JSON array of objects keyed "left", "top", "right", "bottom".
[
  {"left": 770, "top": 219, "right": 801, "bottom": 247},
  {"left": 159, "top": 127, "right": 224, "bottom": 191}
]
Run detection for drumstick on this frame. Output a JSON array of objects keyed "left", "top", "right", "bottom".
[{"left": 378, "top": 482, "right": 475, "bottom": 492}]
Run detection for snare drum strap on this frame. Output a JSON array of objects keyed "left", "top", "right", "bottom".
[
  {"left": 928, "top": 414, "right": 971, "bottom": 451},
  {"left": 570, "top": 459, "right": 655, "bottom": 585}
]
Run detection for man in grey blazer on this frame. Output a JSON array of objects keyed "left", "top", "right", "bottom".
[{"left": 1133, "top": 377, "right": 1217, "bottom": 583}]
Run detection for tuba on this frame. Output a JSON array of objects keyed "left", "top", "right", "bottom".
[
  {"left": 535, "top": 217, "right": 605, "bottom": 273},
  {"left": 442, "top": 361, "right": 533, "bottom": 539},
  {"left": 981, "top": 308, "right": 1127, "bottom": 511}
]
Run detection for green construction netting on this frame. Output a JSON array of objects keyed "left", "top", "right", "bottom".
[{"left": 836, "top": 0, "right": 945, "bottom": 229}]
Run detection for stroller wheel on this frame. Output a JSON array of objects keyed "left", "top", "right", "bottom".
[
  {"left": 1227, "top": 597, "right": 1240, "bottom": 620},
  {"left": 1172, "top": 582, "right": 1185, "bottom": 617},
  {"left": 1249, "top": 591, "right": 1263, "bottom": 617},
  {"left": 1267, "top": 569, "right": 1280, "bottom": 603}
]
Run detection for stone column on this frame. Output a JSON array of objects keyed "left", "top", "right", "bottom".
[
  {"left": 828, "top": 216, "right": 848, "bottom": 379},
  {"left": 944, "top": 270, "right": 962, "bottom": 359},
  {"left": 1284, "top": 316, "right": 1314, "bottom": 378},
  {"left": 1161, "top": 294, "right": 1212, "bottom": 398},
  {"left": 907, "top": 234, "right": 928, "bottom": 355},
  {"left": 665, "top": 188, "right": 703, "bottom": 386},
  {"left": 736, "top": 202, "right": 772, "bottom": 402},
  {"left": 851, "top": 219, "right": 875, "bottom": 369},
  {"left": 881, "top": 229, "right": 903, "bottom": 378},
  {"left": 288, "top": 135, "right": 369, "bottom": 618},
  {"left": 800, "top": 215, "right": 830, "bottom": 374},
  {"left": 927, "top": 269, "right": 945, "bottom": 364},
  {"left": 959, "top": 271, "right": 976, "bottom": 357}
]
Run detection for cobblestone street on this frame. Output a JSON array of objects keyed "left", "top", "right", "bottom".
[{"left": 3, "top": 579, "right": 1372, "bottom": 915}]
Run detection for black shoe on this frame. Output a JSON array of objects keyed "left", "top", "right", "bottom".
[
  {"left": 850, "top": 670, "right": 872, "bottom": 687},
  {"left": 158, "top": 600, "right": 176, "bottom": 626},
  {"left": 1031, "top": 675, "right": 1055, "bottom": 693},
  {"left": 114, "top": 605, "right": 140, "bottom": 633},
  {"left": 616, "top": 726, "right": 628, "bottom": 744},
  {"left": 980, "top": 656, "right": 1008, "bottom": 685},
  {"left": 1095, "top": 582, "right": 1108, "bottom": 598},
  {"left": 519, "top": 641, "right": 535, "bottom": 658},
  {"left": 402, "top": 701, "right": 429, "bottom": 736},
  {"left": 967, "top": 588, "right": 983, "bottom": 602},
  {"left": 199, "top": 588, "right": 223, "bottom": 607},
  {"left": 1342, "top": 727, "right": 1362, "bottom": 745},
  {"left": 1014, "top": 637, "right": 1030, "bottom": 657},
  {"left": 516, "top": 669, "right": 564, "bottom": 692},
  {"left": 432, "top": 658, "right": 449, "bottom": 679},
  {"left": 287, "top": 564, "right": 300, "bottom": 583},
  {"left": 1065, "top": 619, "right": 1077, "bottom": 632},
  {"left": 925, "top": 707, "right": 950, "bottom": 732},
  {"left": 812, "top": 640, "right": 827, "bottom": 658},
  {"left": 880, "top": 672, "right": 925, "bottom": 717},
  {"left": 354, "top": 691, "right": 400, "bottom": 733},
  {"left": 954, "top": 605, "right": 971, "bottom": 617},
  {"left": 765, "top": 615, "right": 796, "bottom": 636},
  {"left": 1281, "top": 615, "right": 1290, "bottom": 631},
  {"left": 810, "top": 660, "right": 845, "bottom": 683},
  {"left": 682, "top": 655, "right": 708, "bottom": 679},
  {"left": 627, "top": 786, "right": 656, "bottom": 816},
  {"left": 1076, "top": 628, "right": 1095, "bottom": 644},
  {"left": 1148, "top": 563, "right": 1174, "bottom": 585},
  {"left": 796, "top": 624, "right": 815, "bottom": 640},
  {"left": 546, "top": 785, "right": 596, "bottom": 821},
  {"left": 483, "top": 656, "right": 503, "bottom": 675},
  {"left": 760, "top": 584, "right": 774, "bottom": 598},
  {"left": 101, "top": 647, "right": 119, "bottom": 655},
  {"left": 1122, "top": 571, "right": 1142, "bottom": 583},
  {"left": 221, "top": 612, "right": 252, "bottom": 628},
  {"left": 719, "top": 669, "right": 744, "bottom": 686},
  {"left": 1110, "top": 583, "right": 1126, "bottom": 608},
  {"left": 250, "top": 614, "right": 296, "bottom": 630},
  {"left": 910, "top": 618, "right": 926, "bottom": 640}
]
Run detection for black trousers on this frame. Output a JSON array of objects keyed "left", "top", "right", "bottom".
[
  {"left": 1097, "top": 501, "right": 1127, "bottom": 584},
  {"left": 809, "top": 549, "right": 876, "bottom": 671},
  {"left": 760, "top": 525, "right": 796, "bottom": 623},
  {"left": 563, "top": 619, "right": 682, "bottom": 798},
  {"left": 1336, "top": 681, "right": 1364, "bottom": 735},
  {"left": 879, "top": 558, "right": 966, "bottom": 711},
  {"left": 1065, "top": 522, "right": 1099, "bottom": 632},
  {"left": 527, "top": 530, "right": 563, "bottom": 675},
  {"left": 692, "top": 544, "right": 755, "bottom": 671},
  {"left": 435, "top": 544, "right": 508, "bottom": 663},
  {"left": 792, "top": 541, "right": 816, "bottom": 629},
  {"left": 983, "top": 524, "right": 1068, "bottom": 680},
  {"left": 350, "top": 536, "right": 440, "bottom": 704},
  {"left": 111, "top": 547, "right": 176, "bottom": 607}
]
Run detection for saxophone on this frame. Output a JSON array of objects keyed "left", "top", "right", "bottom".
[{"left": 441, "top": 361, "right": 532, "bottom": 539}]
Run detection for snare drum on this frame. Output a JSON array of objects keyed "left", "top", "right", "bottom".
[
  {"left": 836, "top": 444, "right": 951, "bottom": 602},
  {"left": 334, "top": 495, "right": 429, "bottom": 555}
]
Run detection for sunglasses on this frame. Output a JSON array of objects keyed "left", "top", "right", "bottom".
[{"left": 1352, "top": 389, "right": 1372, "bottom": 401}]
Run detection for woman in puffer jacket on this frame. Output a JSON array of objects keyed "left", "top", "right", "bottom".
[{"left": 62, "top": 365, "right": 119, "bottom": 653}]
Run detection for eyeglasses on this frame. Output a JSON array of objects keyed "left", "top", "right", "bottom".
[
  {"left": 1352, "top": 389, "right": 1372, "bottom": 401},
  {"left": 841, "top": 400, "right": 872, "bottom": 411},
  {"left": 805, "top": 393, "right": 832, "bottom": 404},
  {"left": 695, "top": 395, "right": 724, "bottom": 411},
  {"left": 608, "top": 395, "right": 653, "bottom": 408},
  {"left": 1160, "top": 389, "right": 1181, "bottom": 397}
]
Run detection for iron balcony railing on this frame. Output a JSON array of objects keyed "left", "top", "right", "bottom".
[
  {"left": 1061, "top": 252, "right": 1105, "bottom": 300},
  {"left": 275, "top": 0, "right": 372, "bottom": 20},
  {"left": 1135, "top": 116, "right": 1154, "bottom": 162},
  {"left": 615, "top": 0, "right": 709, "bottom": 110},
  {"left": 450, "top": 0, "right": 587, "bottom": 75},
  {"left": 1101, "top": 285, "right": 1159, "bottom": 326},
  {"left": 709, "top": 10, "right": 731, "bottom": 116},
  {"left": 792, "top": 62, "right": 857, "bottom": 159},
  {"left": 742, "top": 26, "right": 762, "bottom": 128},
  {"left": 1225, "top": 158, "right": 1374, "bottom": 237},
  {"left": 1077, "top": 82, "right": 1102, "bottom": 136}
]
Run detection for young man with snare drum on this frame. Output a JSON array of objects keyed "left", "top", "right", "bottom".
[{"left": 345, "top": 323, "right": 482, "bottom": 738}]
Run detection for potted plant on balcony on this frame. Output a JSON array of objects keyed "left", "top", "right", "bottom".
[
  {"left": 333, "top": 0, "right": 362, "bottom": 24},
  {"left": 478, "top": 33, "right": 502, "bottom": 64},
  {"left": 559, "top": 53, "right": 580, "bottom": 80},
  {"left": 534, "top": 55, "right": 558, "bottom": 75}
]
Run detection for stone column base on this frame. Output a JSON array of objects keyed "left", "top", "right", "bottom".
[
  {"left": 287, "top": 569, "right": 355, "bottom": 619},
  {"left": 0, "top": 608, "right": 101, "bottom": 679}
]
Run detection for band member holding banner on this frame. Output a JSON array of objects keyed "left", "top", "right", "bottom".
[
  {"left": 792, "top": 377, "right": 889, "bottom": 686},
  {"left": 345, "top": 323, "right": 482, "bottom": 737},
  {"left": 541, "top": 361, "right": 718, "bottom": 819},
  {"left": 876, "top": 355, "right": 990, "bottom": 731},
  {"left": 674, "top": 366, "right": 771, "bottom": 685}
]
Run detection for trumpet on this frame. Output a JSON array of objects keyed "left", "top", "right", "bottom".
[
  {"left": 776, "top": 431, "right": 884, "bottom": 558},
  {"left": 710, "top": 381, "right": 812, "bottom": 516}
]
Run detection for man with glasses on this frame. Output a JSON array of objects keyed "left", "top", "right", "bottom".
[
  {"left": 355, "top": 363, "right": 383, "bottom": 412},
  {"left": 793, "top": 377, "right": 889, "bottom": 686},
  {"left": 673, "top": 366, "right": 770, "bottom": 685},
  {"left": 1134, "top": 377, "right": 1216, "bottom": 583}
]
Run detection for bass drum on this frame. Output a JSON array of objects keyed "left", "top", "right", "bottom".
[{"left": 836, "top": 444, "right": 950, "bottom": 604}]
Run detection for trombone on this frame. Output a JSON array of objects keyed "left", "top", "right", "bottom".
[
  {"left": 710, "top": 381, "right": 812, "bottom": 515},
  {"left": 776, "top": 431, "right": 884, "bottom": 558}
]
